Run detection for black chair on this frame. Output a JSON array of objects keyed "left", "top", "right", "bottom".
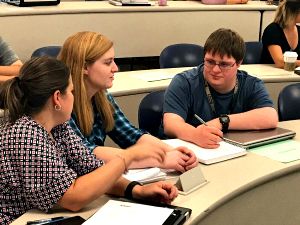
[
  {"left": 242, "top": 41, "right": 263, "bottom": 64},
  {"left": 31, "top": 46, "right": 61, "bottom": 58},
  {"left": 159, "top": 43, "right": 204, "bottom": 68},
  {"left": 138, "top": 90, "right": 165, "bottom": 137},
  {"left": 278, "top": 83, "right": 300, "bottom": 121}
]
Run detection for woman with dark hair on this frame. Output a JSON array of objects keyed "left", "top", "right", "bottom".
[
  {"left": 0, "top": 57, "right": 177, "bottom": 225},
  {"left": 261, "top": 0, "right": 300, "bottom": 68}
]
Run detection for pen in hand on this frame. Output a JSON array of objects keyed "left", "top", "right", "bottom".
[
  {"left": 194, "top": 114, "right": 228, "bottom": 142},
  {"left": 194, "top": 114, "right": 207, "bottom": 126}
]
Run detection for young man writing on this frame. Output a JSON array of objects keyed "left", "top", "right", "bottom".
[{"left": 163, "top": 28, "right": 278, "bottom": 149}]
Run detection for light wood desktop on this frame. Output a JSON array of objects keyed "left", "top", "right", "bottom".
[
  {"left": 10, "top": 120, "right": 300, "bottom": 225},
  {"left": 0, "top": 1, "right": 276, "bottom": 61}
]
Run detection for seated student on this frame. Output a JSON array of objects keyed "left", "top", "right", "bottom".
[
  {"left": 163, "top": 28, "right": 278, "bottom": 149},
  {"left": 261, "top": 0, "right": 300, "bottom": 68},
  {"left": 58, "top": 31, "right": 198, "bottom": 173},
  {"left": 0, "top": 36, "right": 22, "bottom": 83},
  {"left": 0, "top": 57, "right": 178, "bottom": 225}
]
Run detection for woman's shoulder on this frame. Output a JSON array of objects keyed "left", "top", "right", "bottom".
[
  {"left": 0, "top": 115, "right": 46, "bottom": 141},
  {"left": 264, "top": 22, "right": 281, "bottom": 33}
]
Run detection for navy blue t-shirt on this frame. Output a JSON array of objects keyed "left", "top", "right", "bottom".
[{"left": 164, "top": 65, "right": 274, "bottom": 127}]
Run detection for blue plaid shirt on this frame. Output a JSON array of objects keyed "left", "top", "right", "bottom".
[{"left": 69, "top": 93, "right": 146, "bottom": 152}]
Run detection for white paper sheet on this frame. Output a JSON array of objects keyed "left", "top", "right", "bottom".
[{"left": 82, "top": 200, "right": 173, "bottom": 225}]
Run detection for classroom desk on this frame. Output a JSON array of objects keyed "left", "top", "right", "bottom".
[
  {"left": 0, "top": 1, "right": 276, "bottom": 61},
  {"left": 109, "top": 64, "right": 300, "bottom": 128},
  {"left": 10, "top": 120, "right": 300, "bottom": 225}
]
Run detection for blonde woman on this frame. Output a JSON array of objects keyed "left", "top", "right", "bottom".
[
  {"left": 58, "top": 31, "right": 198, "bottom": 173},
  {"left": 261, "top": 0, "right": 300, "bottom": 68}
]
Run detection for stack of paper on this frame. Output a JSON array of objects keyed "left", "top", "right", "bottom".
[
  {"left": 163, "top": 139, "right": 246, "bottom": 165},
  {"left": 123, "top": 167, "right": 167, "bottom": 184}
]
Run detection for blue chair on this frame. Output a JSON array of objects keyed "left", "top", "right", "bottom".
[
  {"left": 31, "top": 46, "right": 61, "bottom": 58},
  {"left": 159, "top": 43, "right": 204, "bottom": 68},
  {"left": 138, "top": 90, "right": 165, "bottom": 137},
  {"left": 243, "top": 41, "right": 263, "bottom": 64},
  {"left": 278, "top": 83, "right": 300, "bottom": 121}
]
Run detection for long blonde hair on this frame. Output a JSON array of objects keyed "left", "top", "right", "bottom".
[
  {"left": 274, "top": 0, "right": 300, "bottom": 28},
  {"left": 58, "top": 31, "right": 115, "bottom": 135}
]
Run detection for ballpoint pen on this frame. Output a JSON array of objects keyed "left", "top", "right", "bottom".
[
  {"left": 194, "top": 114, "right": 230, "bottom": 142},
  {"left": 26, "top": 216, "right": 69, "bottom": 225},
  {"left": 194, "top": 114, "right": 207, "bottom": 126}
]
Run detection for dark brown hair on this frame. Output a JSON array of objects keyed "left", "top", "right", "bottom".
[
  {"left": 0, "top": 56, "right": 70, "bottom": 123},
  {"left": 204, "top": 28, "right": 245, "bottom": 63}
]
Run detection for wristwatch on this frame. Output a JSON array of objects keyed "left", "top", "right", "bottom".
[{"left": 219, "top": 114, "right": 230, "bottom": 133}]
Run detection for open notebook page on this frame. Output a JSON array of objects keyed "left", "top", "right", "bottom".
[{"left": 163, "top": 139, "right": 246, "bottom": 164}]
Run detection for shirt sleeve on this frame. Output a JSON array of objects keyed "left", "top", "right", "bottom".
[
  {"left": 68, "top": 116, "right": 97, "bottom": 152},
  {"left": 0, "top": 36, "right": 19, "bottom": 66},
  {"left": 262, "top": 23, "right": 282, "bottom": 47},
  {"left": 52, "top": 123, "right": 104, "bottom": 176},
  {"left": 164, "top": 73, "right": 191, "bottom": 120},
  {"left": 242, "top": 76, "right": 274, "bottom": 110},
  {"left": 107, "top": 93, "right": 147, "bottom": 148}
]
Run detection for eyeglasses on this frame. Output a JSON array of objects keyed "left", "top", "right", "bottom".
[{"left": 204, "top": 59, "right": 236, "bottom": 71}]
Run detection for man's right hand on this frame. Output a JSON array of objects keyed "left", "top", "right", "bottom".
[{"left": 193, "top": 123, "right": 223, "bottom": 148}]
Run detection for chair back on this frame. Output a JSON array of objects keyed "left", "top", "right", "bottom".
[
  {"left": 159, "top": 43, "right": 204, "bottom": 68},
  {"left": 243, "top": 41, "right": 263, "bottom": 64},
  {"left": 138, "top": 90, "right": 165, "bottom": 137},
  {"left": 278, "top": 83, "right": 300, "bottom": 121},
  {"left": 31, "top": 46, "right": 61, "bottom": 58}
]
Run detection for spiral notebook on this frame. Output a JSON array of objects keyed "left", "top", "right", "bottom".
[{"left": 163, "top": 139, "right": 246, "bottom": 165}]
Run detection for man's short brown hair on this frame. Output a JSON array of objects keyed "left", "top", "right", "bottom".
[{"left": 204, "top": 28, "right": 245, "bottom": 63}]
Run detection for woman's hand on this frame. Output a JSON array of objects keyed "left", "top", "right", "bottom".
[
  {"left": 132, "top": 181, "right": 178, "bottom": 204},
  {"left": 162, "top": 147, "right": 198, "bottom": 172},
  {"left": 122, "top": 143, "right": 167, "bottom": 167}
]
